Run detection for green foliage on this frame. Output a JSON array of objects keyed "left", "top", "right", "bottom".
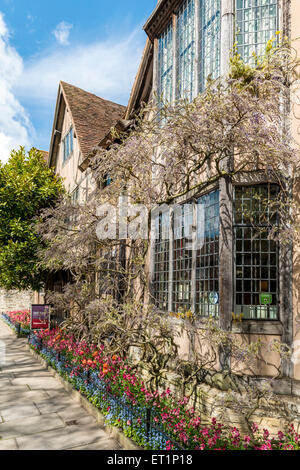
[
  {"left": 0, "top": 147, "right": 64, "bottom": 291},
  {"left": 229, "top": 43, "right": 256, "bottom": 83},
  {"left": 229, "top": 35, "right": 280, "bottom": 84}
]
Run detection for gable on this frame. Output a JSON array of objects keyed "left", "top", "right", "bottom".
[{"left": 48, "top": 82, "right": 126, "bottom": 170}]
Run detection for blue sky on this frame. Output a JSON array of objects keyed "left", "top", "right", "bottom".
[{"left": 0, "top": 0, "right": 156, "bottom": 162}]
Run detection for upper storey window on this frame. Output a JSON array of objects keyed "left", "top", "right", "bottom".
[
  {"left": 158, "top": 22, "right": 174, "bottom": 103},
  {"left": 156, "top": 0, "right": 278, "bottom": 105},
  {"left": 199, "top": 0, "right": 221, "bottom": 91},
  {"left": 156, "top": 0, "right": 221, "bottom": 105},
  {"left": 177, "top": 0, "right": 196, "bottom": 101},
  {"left": 63, "top": 127, "right": 74, "bottom": 163},
  {"left": 236, "top": 0, "right": 278, "bottom": 64}
]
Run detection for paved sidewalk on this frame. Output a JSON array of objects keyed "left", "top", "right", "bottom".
[{"left": 0, "top": 319, "right": 121, "bottom": 450}]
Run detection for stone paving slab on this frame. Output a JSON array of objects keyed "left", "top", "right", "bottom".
[
  {"left": 0, "top": 438, "right": 18, "bottom": 450},
  {"left": 55, "top": 405, "right": 95, "bottom": 423},
  {"left": 0, "top": 403, "right": 41, "bottom": 422},
  {"left": 70, "top": 437, "right": 121, "bottom": 451},
  {"left": 33, "top": 397, "right": 79, "bottom": 415},
  {"left": 0, "top": 385, "right": 32, "bottom": 397},
  {"left": 0, "top": 318, "right": 121, "bottom": 450},
  {"left": 0, "top": 413, "right": 65, "bottom": 440},
  {"left": 0, "top": 380, "right": 11, "bottom": 390},
  {"left": 0, "top": 390, "right": 49, "bottom": 406},
  {"left": 11, "top": 376, "right": 65, "bottom": 390},
  {"left": 16, "top": 423, "right": 119, "bottom": 450}
]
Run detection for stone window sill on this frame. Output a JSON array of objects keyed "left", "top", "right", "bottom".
[{"left": 231, "top": 320, "right": 283, "bottom": 336}]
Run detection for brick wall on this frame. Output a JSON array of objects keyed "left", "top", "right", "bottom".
[{"left": 0, "top": 289, "right": 34, "bottom": 313}]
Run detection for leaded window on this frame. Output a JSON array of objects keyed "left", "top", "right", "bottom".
[
  {"left": 173, "top": 204, "right": 193, "bottom": 311},
  {"left": 153, "top": 211, "right": 170, "bottom": 310},
  {"left": 236, "top": 0, "right": 278, "bottom": 64},
  {"left": 177, "top": 0, "right": 196, "bottom": 102},
  {"left": 156, "top": 0, "right": 278, "bottom": 106},
  {"left": 199, "top": 0, "right": 221, "bottom": 91},
  {"left": 152, "top": 191, "right": 220, "bottom": 315},
  {"left": 196, "top": 190, "right": 220, "bottom": 316},
  {"left": 158, "top": 22, "right": 174, "bottom": 104},
  {"left": 63, "top": 127, "right": 74, "bottom": 162},
  {"left": 234, "top": 184, "right": 279, "bottom": 320}
]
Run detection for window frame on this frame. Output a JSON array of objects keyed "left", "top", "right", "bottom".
[
  {"left": 235, "top": 0, "right": 279, "bottom": 64},
  {"left": 233, "top": 183, "right": 280, "bottom": 321},
  {"left": 158, "top": 21, "right": 174, "bottom": 105},
  {"left": 155, "top": 0, "right": 279, "bottom": 104},
  {"left": 176, "top": 0, "right": 196, "bottom": 102},
  {"left": 152, "top": 188, "right": 220, "bottom": 316},
  {"left": 63, "top": 127, "right": 74, "bottom": 163},
  {"left": 156, "top": 0, "right": 222, "bottom": 105}
]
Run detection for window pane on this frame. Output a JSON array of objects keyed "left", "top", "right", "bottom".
[
  {"left": 66, "top": 131, "right": 70, "bottom": 157},
  {"left": 234, "top": 184, "right": 279, "bottom": 320},
  {"left": 63, "top": 138, "right": 66, "bottom": 162},
  {"left": 70, "top": 128, "right": 73, "bottom": 154},
  {"left": 173, "top": 204, "right": 193, "bottom": 312},
  {"left": 158, "top": 22, "right": 173, "bottom": 104},
  {"left": 199, "top": 0, "right": 221, "bottom": 91},
  {"left": 177, "top": 0, "right": 196, "bottom": 102},
  {"left": 236, "top": 0, "right": 278, "bottom": 64},
  {"left": 196, "top": 190, "right": 220, "bottom": 317},
  {"left": 153, "top": 211, "right": 170, "bottom": 310}
]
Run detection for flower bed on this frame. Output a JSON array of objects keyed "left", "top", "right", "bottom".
[
  {"left": 28, "top": 328, "right": 300, "bottom": 450},
  {"left": 2, "top": 310, "right": 31, "bottom": 336}
]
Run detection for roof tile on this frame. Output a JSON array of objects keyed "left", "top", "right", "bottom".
[{"left": 60, "top": 81, "right": 126, "bottom": 160}]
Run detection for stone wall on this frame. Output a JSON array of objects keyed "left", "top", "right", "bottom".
[
  {"left": 0, "top": 289, "right": 34, "bottom": 313},
  {"left": 149, "top": 368, "right": 300, "bottom": 437}
]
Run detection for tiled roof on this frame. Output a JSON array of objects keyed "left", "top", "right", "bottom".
[{"left": 60, "top": 81, "right": 126, "bottom": 160}]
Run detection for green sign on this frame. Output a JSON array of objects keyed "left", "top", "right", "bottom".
[{"left": 260, "top": 293, "right": 272, "bottom": 305}]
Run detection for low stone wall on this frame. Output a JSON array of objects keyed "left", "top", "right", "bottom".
[
  {"left": 0, "top": 288, "right": 34, "bottom": 313},
  {"left": 136, "top": 354, "right": 300, "bottom": 437},
  {"left": 162, "top": 371, "right": 300, "bottom": 436}
]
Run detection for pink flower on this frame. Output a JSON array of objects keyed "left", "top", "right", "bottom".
[
  {"left": 251, "top": 422, "right": 258, "bottom": 433},
  {"left": 258, "top": 442, "right": 272, "bottom": 450}
]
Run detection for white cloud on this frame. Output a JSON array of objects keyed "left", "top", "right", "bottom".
[
  {"left": 0, "top": 13, "right": 145, "bottom": 160},
  {"left": 15, "top": 29, "right": 144, "bottom": 105},
  {"left": 0, "top": 12, "right": 32, "bottom": 163},
  {"left": 53, "top": 21, "right": 73, "bottom": 46}
]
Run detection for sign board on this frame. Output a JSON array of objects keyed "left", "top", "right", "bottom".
[
  {"left": 31, "top": 304, "right": 50, "bottom": 330},
  {"left": 260, "top": 293, "right": 272, "bottom": 305}
]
